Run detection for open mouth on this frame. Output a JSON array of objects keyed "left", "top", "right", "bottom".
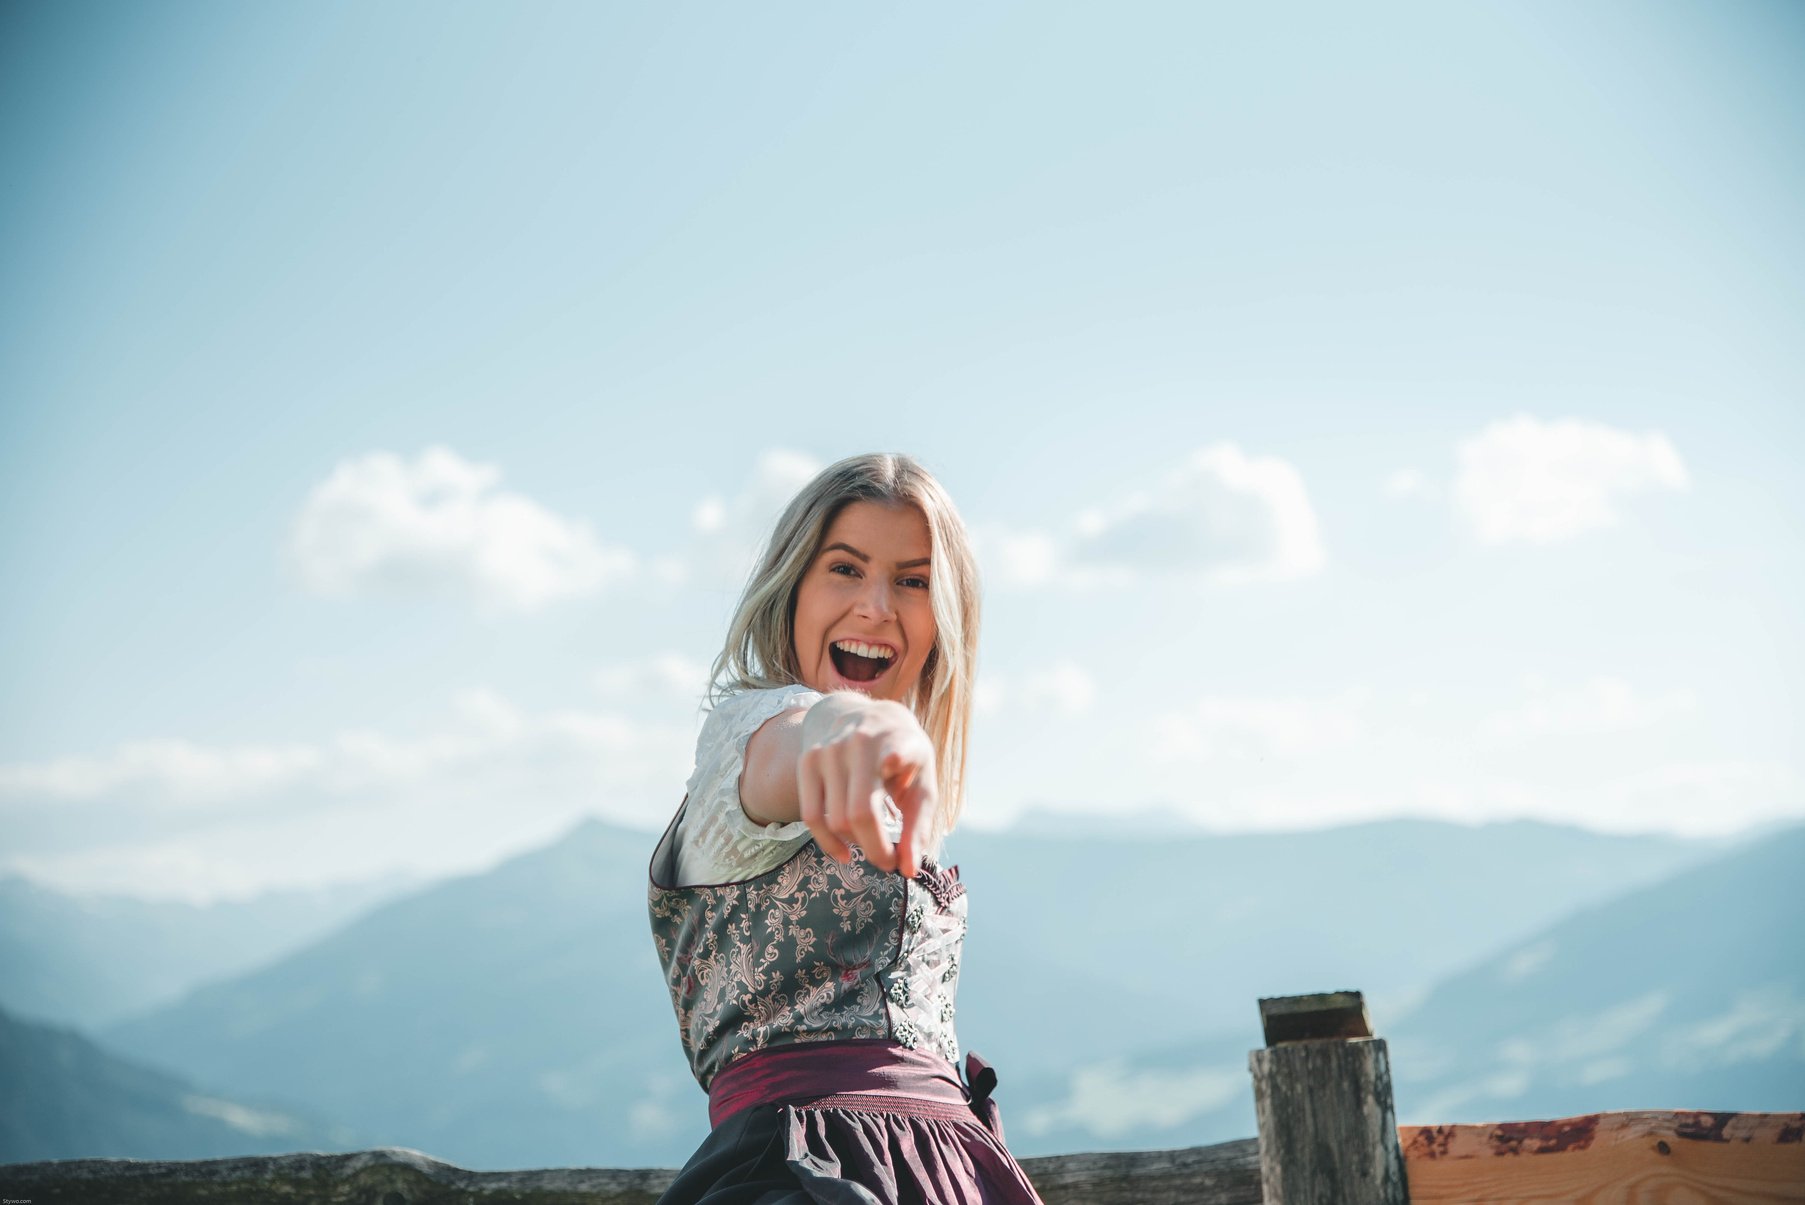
[{"left": 829, "top": 638, "right": 896, "bottom": 684}]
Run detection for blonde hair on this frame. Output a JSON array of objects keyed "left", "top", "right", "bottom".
[{"left": 709, "top": 453, "right": 982, "bottom": 843}]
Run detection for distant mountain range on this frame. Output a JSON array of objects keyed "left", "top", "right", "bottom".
[
  {"left": 951, "top": 819, "right": 1712, "bottom": 1071},
  {"left": 1006, "top": 825, "right": 1805, "bottom": 1156},
  {"left": 97, "top": 819, "right": 683, "bottom": 1170},
  {"left": 1390, "top": 822, "right": 1805, "bottom": 1122},
  {"left": 0, "top": 1005, "right": 365, "bottom": 1163},
  {"left": 44, "top": 816, "right": 1726, "bottom": 1170},
  {"left": 0, "top": 870, "right": 426, "bottom": 1029}
]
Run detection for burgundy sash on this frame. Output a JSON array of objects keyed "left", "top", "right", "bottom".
[{"left": 707, "top": 1039, "right": 1004, "bottom": 1137}]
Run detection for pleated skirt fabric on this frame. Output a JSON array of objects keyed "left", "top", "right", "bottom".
[{"left": 656, "top": 1094, "right": 1046, "bottom": 1205}]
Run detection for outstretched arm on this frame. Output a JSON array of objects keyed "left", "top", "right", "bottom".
[{"left": 741, "top": 691, "right": 937, "bottom": 877}]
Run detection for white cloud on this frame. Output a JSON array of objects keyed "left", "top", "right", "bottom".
[
  {"left": 1411, "top": 993, "right": 1670, "bottom": 1118},
  {"left": 0, "top": 739, "right": 325, "bottom": 807},
  {"left": 287, "top": 446, "right": 634, "bottom": 613},
  {"left": 1154, "top": 693, "right": 1365, "bottom": 762},
  {"left": 1588, "top": 760, "right": 1800, "bottom": 833},
  {"left": 687, "top": 450, "right": 819, "bottom": 544},
  {"left": 1497, "top": 941, "right": 1557, "bottom": 984},
  {"left": 1454, "top": 415, "right": 1690, "bottom": 545},
  {"left": 972, "top": 526, "right": 1063, "bottom": 588},
  {"left": 449, "top": 687, "right": 527, "bottom": 738},
  {"left": 1369, "top": 759, "right": 1800, "bottom": 836},
  {"left": 1481, "top": 675, "right": 1697, "bottom": 743},
  {"left": 0, "top": 690, "right": 682, "bottom": 814},
  {"left": 181, "top": 1094, "right": 308, "bottom": 1138},
  {"left": 691, "top": 497, "right": 727, "bottom": 534},
  {"left": 680, "top": 449, "right": 824, "bottom": 591},
  {"left": 978, "top": 663, "right": 1097, "bottom": 718},
  {"left": 1074, "top": 444, "right": 1325, "bottom": 584},
  {"left": 977, "top": 669, "right": 1798, "bottom": 838},
  {"left": 1665, "top": 987, "right": 1804, "bottom": 1068},
  {"left": 1383, "top": 468, "right": 1438, "bottom": 502},
  {"left": 1022, "top": 1059, "right": 1244, "bottom": 1140},
  {"left": 0, "top": 681, "right": 698, "bottom": 901},
  {"left": 977, "top": 444, "right": 1325, "bottom": 589},
  {"left": 1505, "top": 992, "right": 1671, "bottom": 1065},
  {"left": 592, "top": 653, "right": 715, "bottom": 703},
  {"left": 1024, "top": 663, "right": 1097, "bottom": 716}
]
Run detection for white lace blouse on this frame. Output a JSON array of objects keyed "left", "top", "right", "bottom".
[
  {"left": 673, "top": 684, "right": 919, "bottom": 887},
  {"left": 673, "top": 685, "right": 825, "bottom": 887}
]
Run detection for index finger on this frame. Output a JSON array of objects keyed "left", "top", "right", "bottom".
[
  {"left": 888, "top": 763, "right": 936, "bottom": 879},
  {"left": 798, "top": 746, "right": 851, "bottom": 864},
  {"left": 844, "top": 739, "right": 897, "bottom": 873}
]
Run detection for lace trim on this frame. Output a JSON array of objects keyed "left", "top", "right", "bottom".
[{"left": 914, "top": 858, "right": 965, "bottom": 911}]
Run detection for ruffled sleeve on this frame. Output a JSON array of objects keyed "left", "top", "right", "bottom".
[{"left": 674, "top": 684, "right": 825, "bottom": 886}]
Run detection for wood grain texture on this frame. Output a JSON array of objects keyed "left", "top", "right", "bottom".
[
  {"left": 1251, "top": 1036, "right": 1410, "bottom": 1205},
  {"left": 1018, "top": 1138, "right": 1262, "bottom": 1205},
  {"left": 0, "top": 1148, "right": 676, "bottom": 1205},
  {"left": 0, "top": 1140, "right": 1265, "bottom": 1205},
  {"left": 4, "top": 1112, "right": 1796, "bottom": 1204},
  {"left": 1402, "top": 1110, "right": 1805, "bottom": 1205},
  {"left": 1260, "top": 990, "right": 1374, "bottom": 1045}
]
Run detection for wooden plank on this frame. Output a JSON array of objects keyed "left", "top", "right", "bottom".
[
  {"left": 1402, "top": 1110, "right": 1805, "bottom": 1205},
  {"left": 0, "top": 1140, "right": 1266, "bottom": 1205},
  {"left": 1019, "top": 1138, "right": 1262, "bottom": 1205},
  {"left": 5, "top": 1113, "right": 1796, "bottom": 1204},
  {"left": 0, "top": 1147, "right": 676, "bottom": 1204},
  {"left": 1251, "top": 1035, "right": 1410, "bottom": 1205},
  {"left": 1259, "top": 990, "right": 1375, "bottom": 1045}
]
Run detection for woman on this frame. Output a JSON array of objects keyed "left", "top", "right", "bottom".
[{"left": 648, "top": 453, "right": 1045, "bottom": 1204}]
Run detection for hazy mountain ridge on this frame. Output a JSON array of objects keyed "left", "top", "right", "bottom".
[
  {"left": 950, "top": 817, "right": 1710, "bottom": 1069},
  {"left": 96, "top": 819, "right": 685, "bottom": 1169},
  {"left": 0, "top": 1004, "right": 366, "bottom": 1163},
  {"left": 1007, "top": 825, "right": 1805, "bottom": 1156},
  {"left": 70, "top": 815, "right": 1728, "bottom": 1169},
  {"left": 0, "top": 870, "right": 428, "bottom": 1030},
  {"left": 1389, "top": 823, "right": 1805, "bottom": 1122}
]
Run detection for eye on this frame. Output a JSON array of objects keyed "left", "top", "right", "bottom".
[
  {"left": 829, "top": 562, "right": 860, "bottom": 577},
  {"left": 899, "top": 574, "right": 929, "bottom": 590}
]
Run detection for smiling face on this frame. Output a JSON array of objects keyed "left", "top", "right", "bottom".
[{"left": 791, "top": 500, "right": 937, "bottom": 702}]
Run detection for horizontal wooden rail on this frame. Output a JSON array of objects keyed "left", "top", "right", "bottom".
[
  {"left": 1403, "top": 1110, "right": 1805, "bottom": 1205},
  {"left": 0, "top": 1147, "right": 674, "bottom": 1205},
  {"left": 5, "top": 1115, "right": 1800, "bottom": 1205},
  {"left": 0, "top": 1143, "right": 1258, "bottom": 1205},
  {"left": 1018, "top": 1138, "right": 1260, "bottom": 1204}
]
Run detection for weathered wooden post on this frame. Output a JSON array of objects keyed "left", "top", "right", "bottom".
[{"left": 1248, "top": 990, "right": 1410, "bottom": 1205}]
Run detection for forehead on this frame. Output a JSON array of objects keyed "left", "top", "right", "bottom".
[{"left": 819, "top": 500, "right": 931, "bottom": 558}]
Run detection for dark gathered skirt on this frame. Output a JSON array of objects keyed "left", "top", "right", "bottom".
[{"left": 657, "top": 1043, "right": 1045, "bottom": 1205}]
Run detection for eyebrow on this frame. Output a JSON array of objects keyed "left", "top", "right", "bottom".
[{"left": 822, "top": 542, "right": 931, "bottom": 570}]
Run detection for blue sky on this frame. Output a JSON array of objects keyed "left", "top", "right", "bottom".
[{"left": 2, "top": 1, "right": 1801, "bottom": 902}]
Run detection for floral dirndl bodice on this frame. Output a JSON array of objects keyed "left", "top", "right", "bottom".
[{"left": 648, "top": 797, "right": 967, "bottom": 1091}]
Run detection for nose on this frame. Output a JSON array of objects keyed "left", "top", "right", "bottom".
[{"left": 855, "top": 576, "right": 896, "bottom": 620}]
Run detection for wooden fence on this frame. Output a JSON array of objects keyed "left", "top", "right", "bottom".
[
  {"left": 1401, "top": 1110, "right": 1803, "bottom": 1205},
  {"left": 1246, "top": 991, "right": 1803, "bottom": 1205},
  {"left": 3, "top": 991, "right": 1800, "bottom": 1204}
]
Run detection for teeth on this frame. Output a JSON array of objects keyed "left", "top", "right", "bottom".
[{"left": 834, "top": 639, "right": 894, "bottom": 661}]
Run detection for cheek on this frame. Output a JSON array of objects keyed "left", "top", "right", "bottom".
[{"left": 794, "top": 587, "right": 829, "bottom": 638}]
